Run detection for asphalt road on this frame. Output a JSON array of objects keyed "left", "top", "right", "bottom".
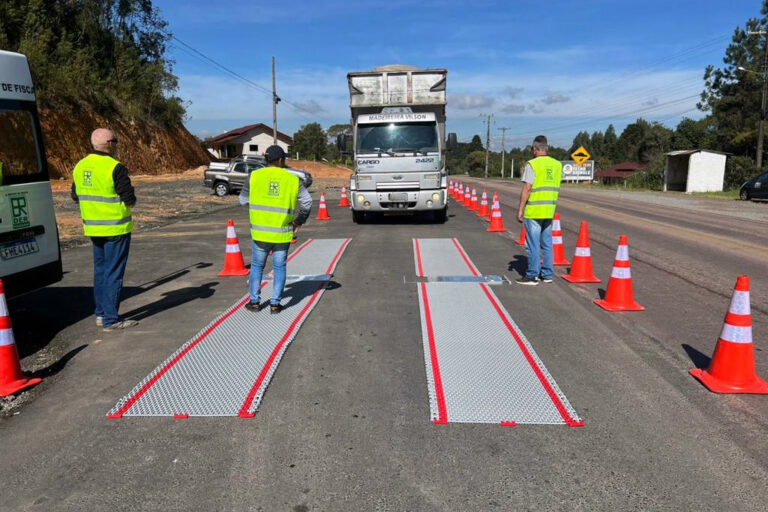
[{"left": 2, "top": 187, "right": 768, "bottom": 511}]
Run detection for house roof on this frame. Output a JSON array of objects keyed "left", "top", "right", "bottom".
[
  {"left": 594, "top": 161, "right": 646, "bottom": 179},
  {"left": 206, "top": 123, "right": 293, "bottom": 145},
  {"left": 666, "top": 149, "right": 730, "bottom": 157}
]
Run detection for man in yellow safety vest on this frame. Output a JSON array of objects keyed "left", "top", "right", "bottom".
[
  {"left": 239, "top": 145, "right": 312, "bottom": 313},
  {"left": 72, "top": 128, "right": 138, "bottom": 330},
  {"left": 515, "top": 135, "right": 562, "bottom": 286}
]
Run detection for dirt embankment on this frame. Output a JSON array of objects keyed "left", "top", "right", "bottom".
[{"left": 40, "top": 108, "right": 210, "bottom": 179}]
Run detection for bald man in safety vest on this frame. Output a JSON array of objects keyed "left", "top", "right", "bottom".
[
  {"left": 72, "top": 128, "right": 137, "bottom": 330},
  {"left": 516, "top": 135, "right": 562, "bottom": 286}
]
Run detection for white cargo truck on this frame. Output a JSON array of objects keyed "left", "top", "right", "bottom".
[
  {"left": 0, "top": 51, "right": 62, "bottom": 296},
  {"left": 341, "top": 65, "right": 457, "bottom": 223}
]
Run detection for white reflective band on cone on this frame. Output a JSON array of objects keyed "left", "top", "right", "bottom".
[
  {"left": 553, "top": 220, "right": 561, "bottom": 230},
  {"left": 227, "top": 227, "right": 236, "bottom": 237},
  {"left": 616, "top": 245, "right": 629, "bottom": 261},
  {"left": 552, "top": 236, "right": 563, "bottom": 244},
  {"left": 0, "top": 299, "right": 8, "bottom": 318},
  {"left": 720, "top": 324, "right": 753, "bottom": 344},
  {"left": 611, "top": 267, "right": 631, "bottom": 279},
  {"left": 574, "top": 247, "right": 591, "bottom": 257},
  {"left": 225, "top": 244, "right": 241, "bottom": 253},
  {"left": 0, "top": 328, "right": 14, "bottom": 347},
  {"left": 729, "top": 291, "right": 751, "bottom": 315}
]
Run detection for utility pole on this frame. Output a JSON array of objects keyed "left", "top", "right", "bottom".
[
  {"left": 480, "top": 113, "right": 493, "bottom": 178},
  {"left": 272, "top": 56, "right": 281, "bottom": 146},
  {"left": 498, "top": 127, "right": 510, "bottom": 178},
  {"left": 752, "top": 30, "right": 768, "bottom": 169}
]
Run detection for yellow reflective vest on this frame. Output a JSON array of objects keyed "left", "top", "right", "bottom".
[
  {"left": 524, "top": 156, "right": 562, "bottom": 219},
  {"left": 73, "top": 154, "right": 133, "bottom": 236},
  {"left": 249, "top": 167, "right": 299, "bottom": 243}
]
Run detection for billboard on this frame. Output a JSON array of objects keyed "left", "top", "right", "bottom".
[{"left": 561, "top": 160, "right": 594, "bottom": 181}]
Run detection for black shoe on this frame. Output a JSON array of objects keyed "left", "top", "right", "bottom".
[
  {"left": 515, "top": 276, "right": 540, "bottom": 286},
  {"left": 270, "top": 303, "right": 284, "bottom": 314},
  {"left": 245, "top": 301, "right": 265, "bottom": 312},
  {"left": 539, "top": 276, "right": 553, "bottom": 283}
]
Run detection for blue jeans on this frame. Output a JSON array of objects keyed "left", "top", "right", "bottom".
[
  {"left": 524, "top": 218, "right": 553, "bottom": 280},
  {"left": 92, "top": 234, "right": 131, "bottom": 327},
  {"left": 250, "top": 241, "right": 289, "bottom": 305}
]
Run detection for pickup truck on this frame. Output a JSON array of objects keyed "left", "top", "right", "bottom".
[{"left": 204, "top": 156, "right": 313, "bottom": 197}]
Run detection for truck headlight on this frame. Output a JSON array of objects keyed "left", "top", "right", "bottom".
[
  {"left": 432, "top": 193, "right": 440, "bottom": 201},
  {"left": 357, "top": 175, "right": 372, "bottom": 182}
]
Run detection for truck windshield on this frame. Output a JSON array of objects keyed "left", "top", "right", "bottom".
[
  {"left": 0, "top": 100, "right": 44, "bottom": 185},
  {"left": 357, "top": 122, "right": 438, "bottom": 154}
]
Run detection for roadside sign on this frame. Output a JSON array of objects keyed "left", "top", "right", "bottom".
[
  {"left": 571, "top": 146, "right": 591, "bottom": 166},
  {"left": 561, "top": 160, "right": 594, "bottom": 182}
]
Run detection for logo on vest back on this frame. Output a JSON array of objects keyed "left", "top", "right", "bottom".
[
  {"left": 83, "top": 170, "right": 93, "bottom": 187},
  {"left": 268, "top": 180, "right": 280, "bottom": 196}
]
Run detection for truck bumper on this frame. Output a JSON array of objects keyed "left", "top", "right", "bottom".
[{"left": 350, "top": 189, "right": 446, "bottom": 212}]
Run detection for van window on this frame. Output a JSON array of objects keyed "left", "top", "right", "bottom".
[{"left": 0, "top": 107, "right": 42, "bottom": 181}]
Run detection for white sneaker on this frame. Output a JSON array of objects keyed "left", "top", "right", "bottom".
[
  {"left": 103, "top": 319, "right": 139, "bottom": 332},
  {"left": 96, "top": 316, "right": 103, "bottom": 327}
]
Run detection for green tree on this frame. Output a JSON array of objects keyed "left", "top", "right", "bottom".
[
  {"left": 568, "top": 131, "right": 591, "bottom": 154},
  {"left": 467, "top": 134, "right": 484, "bottom": 152},
  {"left": 292, "top": 123, "right": 326, "bottom": 161}
]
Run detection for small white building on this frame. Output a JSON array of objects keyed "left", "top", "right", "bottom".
[
  {"left": 664, "top": 150, "right": 728, "bottom": 193},
  {"left": 206, "top": 123, "right": 293, "bottom": 159}
]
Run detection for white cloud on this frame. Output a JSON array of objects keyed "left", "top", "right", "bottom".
[
  {"left": 292, "top": 99, "right": 325, "bottom": 114},
  {"left": 451, "top": 94, "right": 495, "bottom": 110},
  {"left": 501, "top": 104, "right": 527, "bottom": 114},
  {"left": 540, "top": 92, "right": 571, "bottom": 104}
]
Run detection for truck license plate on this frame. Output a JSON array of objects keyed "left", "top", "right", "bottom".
[
  {"left": 0, "top": 238, "right": 39, "bottom": 260},
  {"left": 388, "top": 192, "right": 407, "bottom": 201}
]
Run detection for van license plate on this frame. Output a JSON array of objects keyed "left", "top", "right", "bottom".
[
  {"left": 0, "top": 238, "right": 39, "bottom": 260},
  {"left": 388, "top": 193, "right": 407, "bottom": 201}
]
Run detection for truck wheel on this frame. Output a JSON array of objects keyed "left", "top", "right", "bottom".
[
  {"left": 352, "top": 210, "right": 366, "bottom": 224},
  {"left": 214, "top": 181, "right": 230, "bottom": 197},
  {"left": 434, "top": 208, "right": 447, "bottom": 223}
]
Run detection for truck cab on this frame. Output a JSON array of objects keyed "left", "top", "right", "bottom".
[{"left": 345, "top": 66, "right": 456, "bottom": 222}]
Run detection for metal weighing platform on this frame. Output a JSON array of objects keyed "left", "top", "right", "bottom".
[
  {"left": 108, "top": 238, "right": 351, "bottom": 419},
  {"left": 414, "top": 238, "right": 583, "bottom": 426}
]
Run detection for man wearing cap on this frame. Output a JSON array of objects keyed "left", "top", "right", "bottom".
[
  {"left": 239, "top": 145, "right": 312, "bottom": 313},
  {"left": 515, "top": 135, "right": 562, "bottom": 286},
  {"left": 72, "top": 128, "right": 138, "bottom": 330}
]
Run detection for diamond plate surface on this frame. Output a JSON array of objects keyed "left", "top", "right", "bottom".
[
  {"left": 108, "top": 238, "right": 350, "bottom": 418},
  {"left": 414, "top": 238, "right": 581, "bottom": 425},
  {"left": 416, "top": 238, "right": 480, "bottom": 277}
]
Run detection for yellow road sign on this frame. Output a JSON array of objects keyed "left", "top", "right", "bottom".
[{"left": 571, "top": 146, "right": 591, "bottom": 166}]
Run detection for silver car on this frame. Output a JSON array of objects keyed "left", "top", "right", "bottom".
[{"left": 204, "top": 156, "right": 313, "bottom": 197}]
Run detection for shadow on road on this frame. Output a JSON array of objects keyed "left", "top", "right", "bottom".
[
  {"left": 279, "top": 280, "right": 341, "bottom": 311},
  {"left": 31, "top": 344, "right": 88, "bottom": 379},
  {"left": 122, "top": 281, "right": 219, "bottom": 322},
  {"left": 682, "top": 344, "right": 711, "bottom": 369},
  {"left": 9, "top": 262, "right": 212, "bottom": 358},
  {"left": 508, "top": 255, "right": 528, "bottom": 277}
]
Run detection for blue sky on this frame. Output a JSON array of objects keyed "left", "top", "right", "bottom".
[{"left": 156, "top": 0, "right": 760, "bottom": 149}]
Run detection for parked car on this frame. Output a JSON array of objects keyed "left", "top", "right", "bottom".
[
  {"left": 739, "top": 171, "right": 768, "bottom": 201},
  {"left": 204, "top": 156, "right": 312, "bottom": 197}
]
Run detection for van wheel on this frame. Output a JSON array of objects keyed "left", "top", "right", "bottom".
[
  {"left": 352, "top": 210, "right": 365, "bottom": 224},
  {"left": 740, "top": 188, "right": 750, "bottom": 201},
  {"left": 214, "top": 181, "right": 230, "bottom": 197}
]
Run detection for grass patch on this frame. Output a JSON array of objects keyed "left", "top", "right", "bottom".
[{"left": 690, "top": 189, "right": 740, "bottom": 199}]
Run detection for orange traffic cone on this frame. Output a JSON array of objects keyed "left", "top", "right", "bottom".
[
  {"left": 448, "top": 180, "right": 453, "bottom": 198},
  {"left": 316, "top": 191, "right": 331, "bottom": 220},
  {"left": 690, "top": 275, "right": 768, "bottom": 394},
  {"left": 470, "top": 188, "right": 479, "bottom": 211},
  {"left": 338, "top": 185, "right": 350, "bottom": 207},
  {"left": 477, "top": 189, "right": 490, "bottom": 217},
  {"left": 483, "top": 192, "right": 497, "bottom": 221},
  {"left": 562, "top": 221, "right": 601, "bottom": 283},
  {"left": 463, "top": 185, "right": 472, "bottom": 207},
  {"left": 594, "top": 235, "right": 644, "bottom": 311},
  {"left": 487, "top": 197, "right": 506, "bottom": 232},
  {"left": 456, "top": 183, "right": 463, "bottom": 200},
  {"left": 514, "top": 225, "right": 526, "bottom": 246},
  {"left": 552, "top": 213, "right": 570, "bottom": 266},
  {"left": 0, "top": 280, "right": 42, "bottom": 397},
  {"left": 218, "top": 219, "right": 250, "bottom": 276}
]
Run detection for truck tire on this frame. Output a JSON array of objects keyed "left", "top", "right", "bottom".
[
  {"left": 434, "top": 207, "right": 447, "bottom": 223},
  {"left": 214, "top": 181, "right": 230, "bottom": 197},
  {"left": 352, "top": 210, "right": 366, "bottom": 224}
]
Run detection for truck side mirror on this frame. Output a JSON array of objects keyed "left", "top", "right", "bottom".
[
  {"left": 447, "top": 133, "right": 458, "bottom": 151},
  {"left": 337, "top": 134, "right": 349, "bottom": 152}
]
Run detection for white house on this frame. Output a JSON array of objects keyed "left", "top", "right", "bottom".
[
  {"left": 664, "top": 150, "right": 728, "bottom": 193},
  {"left": 206, "top": 123, "right": 293, "bottom": 159}
]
